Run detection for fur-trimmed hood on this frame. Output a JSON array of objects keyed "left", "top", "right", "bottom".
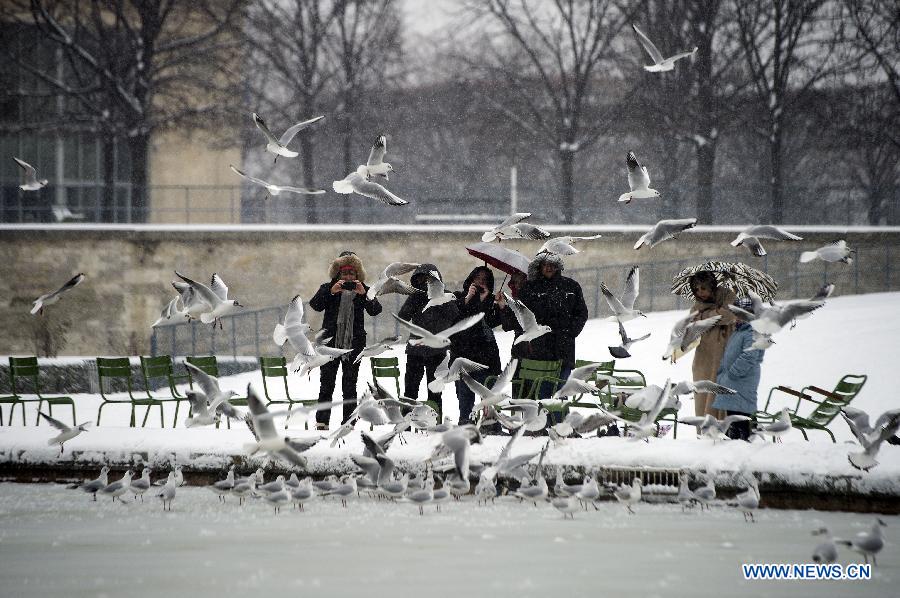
[
  {"left": 527, "top": 252, "right": 565, "bottom": 282},
  {"left": 328, "top": 254, "right": 367, "bottom": 283}
]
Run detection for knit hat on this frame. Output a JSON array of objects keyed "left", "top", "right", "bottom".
[{"left": 734, "top": 296, "right": 754, "bottom": 313}]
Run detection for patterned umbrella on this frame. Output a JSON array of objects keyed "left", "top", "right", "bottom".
[{"left": 671, "top": 260, "right": 778, "bottom": 301}]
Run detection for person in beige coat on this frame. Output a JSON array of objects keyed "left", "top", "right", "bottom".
[{"left": 688, "top": 272, "right": 737, "bottom": 418}]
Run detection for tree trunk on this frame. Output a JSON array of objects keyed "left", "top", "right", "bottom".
[
  {"left": 769, "top": 121, "right": 784, "bottom": 223},
  {"left": 301, "top": 134, "right": 317, "bottom": 224},
  {"left": 696, "top": 140, "right": 716, "bottom": 223},
  {"left": 341, "top": 109, "right": 354, "bottom": 224},
  {"left": 867, "top": 187, "right": 883, "bottom": 225},
  {"left": 100, "top": 136, "right": 116, "bottom": 222},
  {"left": 128, "top": 133, "right": 150, "bottom": 223},
  {"left": 559, "top": 149, "right": 575, "bottom": 224}
]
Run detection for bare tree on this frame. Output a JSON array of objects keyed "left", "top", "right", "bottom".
[
  {"left": 734, "top": 0, "right": 842, "bottom": 223},
  {"left": 632, "top": 0, "right": 752, "bottom": 223},
  {"left": 844, "top": 0, "right": 900, "bottom": 106},
  {"left": 243, "top": 0, "right": 344, "bottom": 224},
  {"left": 2, "top": 0, "right": 242, "bottom": 222},
  {"left": 331, "top": 0, "right": 404, "bottom": 222},
  {"left": 454, "top": 0, "right": 641, "bottom": 224}
]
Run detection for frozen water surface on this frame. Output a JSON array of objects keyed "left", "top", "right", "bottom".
[{"left": 0, "top": 483, "right": 895, "bottom": 597}]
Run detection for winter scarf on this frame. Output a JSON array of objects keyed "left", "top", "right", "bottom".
[{"left": 335, "top": 290, "right": 356, "bottom": 357}]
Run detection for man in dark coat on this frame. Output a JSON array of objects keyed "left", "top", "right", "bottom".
[
  {"left": 309, "top": 251, "right": 382, "bottom": 429},
  {"left": 398, "top": 263, "right": 459, "bottom": 419},
  {"left": 517, "top": 252, "right": 589, "bottom": 398},
  {"left": 451, "top": 265, "right": 502, "bottom": 424}
]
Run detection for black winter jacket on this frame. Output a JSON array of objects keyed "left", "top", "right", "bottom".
[
  {"left": 517, "top": 271, "right": 588, "bottom": 369},
  {"left": 450, "top": 266, "right": 502, "bottom": 374},
  {"left": 397, "top": 264, "right": 460, "bottom": 357},
  {"left": 309, "top": 282, "right": 382, "bottom": 349}
]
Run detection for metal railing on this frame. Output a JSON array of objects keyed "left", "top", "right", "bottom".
[
  {"left": 2, "top": 182, "right": 897, "bottom": 225},
  {"left": 150, "top": 243, "right": 897, "bottom": 359}
]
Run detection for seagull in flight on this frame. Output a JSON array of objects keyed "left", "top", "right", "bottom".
[
  {"left": 600, "top": 266, "right": 644, "bottom": 323},
  {"left": 481, "top": 212, "right": 549, "bottom": 242},
  {"left": 39, "top": 412, "right": 91, "bottom": 455},
  {"left": 151, "top": 296, "right": 187, "bottom": 328},
  {"left": 367, "top": 262, "right": 422, "bottom": 300},
  {"left": 175, "top": 271, "right": 243, "bottom": 326},
  {"left": 464, "top": 359, "right": 519, "bottom": 410},
  {"left": 333, "top": 165, "right": 408, "bottom": 206},
  {"left": 13, "top": 157, "right": 48, "bottom": 191},
  {"left": 634, "top": 218, "right": 697, "bottom": 249},
  {"left": 363, "top": 134, "right": 394, "bottom": 180},
  {"left": 252, "top": 112, "right": 324, "bottom": 161},
  {"left": 230, "top": 165, "right": 325, "bottom": 198},
  {"left": 841, "top": 407, "right": 900, "bottom": 471},
  {"left": 731, "top": 225, "right": 802, "bottom": 257},
  {"left": 31, "top": 273, "right": 84, "bottom": 316},
  {"left": 609, "top": 320, "right": 651, "bottom": 358},
  {"left": 428, "top": 354, "right": 488, "bottom": 393},
  {"left": 618, "top": 151, "right": 660, "bottom": 203},
  {"left": 663, "top": 313, "right": 722, "bottom": 361},
  {"left": 631, "top": 24, "right": 698, "bottom": 72},
  {"left": 502, "top": 292, "right": 552, "bottom": 345},
  {"left": 728, "top": 290, "right": 824, "bottom": 335},
  {"left": 800, "top": 240, "right": 854, "bottom": 264},
  {"left": 538, "top": 235, "right": 603, "bottom": 256},
  {"left": 393, "top": 312, "right": 485, "bottom": 349},
  {"left": 423, "top": 271, "right": 456, "bottom": 311}
]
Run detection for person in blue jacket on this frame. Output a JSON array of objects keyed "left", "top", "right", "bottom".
[{"left": 712, "top": 296, "right": 765, "bottom": 440}]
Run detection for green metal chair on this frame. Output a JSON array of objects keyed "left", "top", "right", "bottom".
[
  {"left": 370, "top": 356, "right": 403, "bottom": 397},
  {"left": 185, "top": 355, "right": 248, "bottom": 429},
  {"left": 5, "top": 357, "right": 66, "bottom": 426},
  {"left": 140, "top": 355, "right": 192, "bottom": 427},
  {"left": 756, "top": 374, "right": 867, "bottom": 442},
  {"left": 96, "top": 357, "right": 167, "bottom": 427},
  {"left": 259, "top": 356, "right": 316, "bottom": 429}
]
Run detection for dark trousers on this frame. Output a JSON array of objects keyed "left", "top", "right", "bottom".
[
  {"left": 455, "top": 368, "right": 489, "bottom": 425},
  {"left": 404, "top": 352, "right": 446, "bottom": 419},
  {"left": 317, "top": 348, "right": 362, "bottom": 425},
  {"left": 726, "top": 410, "right": 753, "bottom": 441}
]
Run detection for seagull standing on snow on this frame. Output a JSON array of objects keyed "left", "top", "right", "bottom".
[
  {"left": 633, "top": 218, "right": 697, "bottom": 249},
  {"left": 618, "top": 151, "right": 660, "bottom": 203},
  {"left": 800, "top": 240, "right": 854, "bottom": 264},
  {"left": 837, "top": 519, "right": 887, "bottom": 566},
  {"left": 333, "top": 165, "right": 408, "bottom": 206},
  {"left": 751, "top": 407, "right": 793, "bottom": 442},
  {"left": 481, "top": 212, "right": 550, "bottom": 242},
  {"left": 252, "top": 112, "right": 324, "bottom": 161},
  {"left": 811, "top": 528, "right": 839, "bottom": 564},
  {"left": 631, "top": 24, "right": 698, "bottom": 72},
  {"left": 13, "top": 157, "right": 48, "bottom": 190},
  {"left": 730, "top": 225, "right": 802, "bottom": 257},
  {"left": 600, "top": 266, "right": 644, "bottom": 323},
  {"left": 31, "top": 273, "right": 84, "bottom": 315},
  {"left": 614, "top": 478, "right": 642, "bottom": 514},
  {"left": 39, "top": 412, "right": 90, "bottom": 455},
  {"left": 230, "top": 165, "right": 325, "bottom": 197}
]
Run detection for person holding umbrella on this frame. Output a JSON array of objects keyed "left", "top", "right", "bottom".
[{"left": 687, "top": 271, "right": 737, "bottom": 419}]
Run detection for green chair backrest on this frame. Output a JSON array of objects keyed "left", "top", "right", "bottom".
[
  {"left": 96, "top": 357, "right": 134, "bottom": 399},
  {"left": 259, "top": 356, "right": 291, "bottom": 401},
  {"left": 370, "top": 356, "right": 402, "bottom": 396},
  {"left": 141, "top": 355, "right": 174, "bottom": 378},
  {"left": 8, "top": 356, "right": 40, "bottom": 395},
  {"left": 186, "top": 355, "right": 219, "bottom": 377},
  {"left": 514, "top": 359, "right": 562, "bottom": 400},
  {"left": 806, "top": 374, "right": 867, "bottom": 426}
]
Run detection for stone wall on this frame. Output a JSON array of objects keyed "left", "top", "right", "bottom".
[{"left": 1, "top": 225, "right": 897, "bottom": 356}]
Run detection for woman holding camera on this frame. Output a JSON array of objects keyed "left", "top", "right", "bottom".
[
  {"left": 309, "top": 251, "right": 382, "bottom": 430},
  {"left": 451, "top": 266, "right": 502, "bottom": 424}
]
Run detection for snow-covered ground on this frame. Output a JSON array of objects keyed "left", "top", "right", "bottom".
[
  {"left": 0, "top": 483, "right": 896, "bottom": 598},
  {"left": 1, "top": 292, "right": 898, "bottom": 487}
]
